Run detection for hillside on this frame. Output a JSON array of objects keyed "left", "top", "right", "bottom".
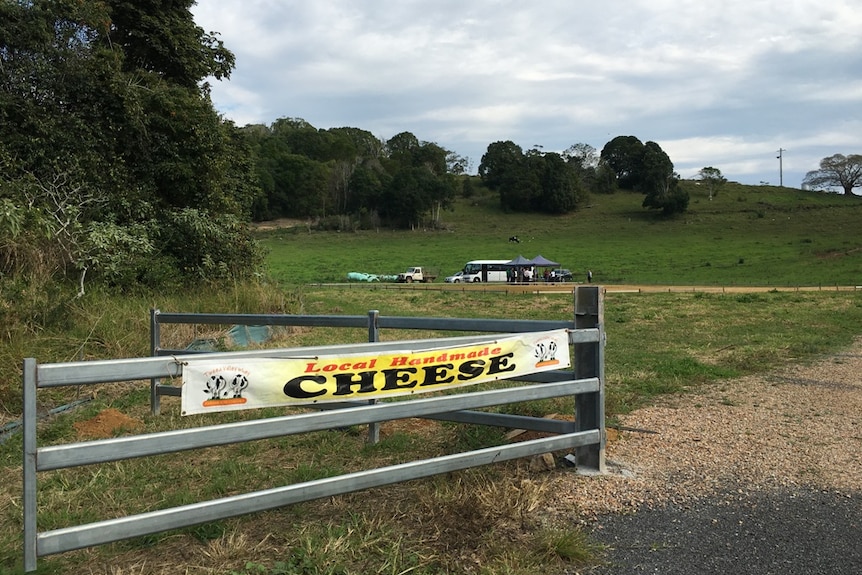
[{"left": 257, "top": 182, "right": 862, "bottom": 287}]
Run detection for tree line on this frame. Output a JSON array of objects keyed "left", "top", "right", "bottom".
[
  {"left": 244, "top": 125, "right": 692, "bottom": 229},
  {"left": 477, "top": 136, "right": 689, "bottom": 215},
  {"left": 240, "top": 120, "right": 462, "bottom": 230}
]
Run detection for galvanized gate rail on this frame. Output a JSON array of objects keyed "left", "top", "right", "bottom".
[{"left": 22, "top": 286, "right": 604, "bottom": 572}]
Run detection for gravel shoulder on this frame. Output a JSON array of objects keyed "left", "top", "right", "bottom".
[{"left": 547, "top": 339, "right": 862, "bottom": 574}]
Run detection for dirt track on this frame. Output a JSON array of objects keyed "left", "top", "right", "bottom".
[
  {"left": 601, "top": 284, "right": 861, "bottom": 293},
  {"left": 332, "top": 281, "right": 861, "bottom": 294}
]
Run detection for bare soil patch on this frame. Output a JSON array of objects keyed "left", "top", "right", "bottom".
[
  {"left": 249, "top": 218, "right": 306, "bottom": 232},
  {"left": 73, "top": 408, "right": 143, "bottom": 440}
]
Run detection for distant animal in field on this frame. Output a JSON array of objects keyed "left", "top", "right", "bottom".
[{"left": 509, "top": 236, "right": 520, "bottom": 243}]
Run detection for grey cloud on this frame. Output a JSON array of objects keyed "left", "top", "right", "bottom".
[{"left": 193, "top": 0, "right": 862, "bottom": 187}]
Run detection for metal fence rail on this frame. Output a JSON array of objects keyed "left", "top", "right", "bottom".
[
  {"left": 22, "top": 286, "right": 605, "bottom": 572},
  {"left": 149, "top": 308, "right": 591, "bottom": 411}
]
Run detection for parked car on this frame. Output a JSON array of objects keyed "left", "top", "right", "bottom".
[
  {"left": 445, "top": 270, "right": 477, "bottom": 283},
  {"left": 550, "top": 268, "right": 573, "bottom": 282}
]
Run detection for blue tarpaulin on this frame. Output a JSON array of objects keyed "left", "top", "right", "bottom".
[{"left": 186, "top": 324, "right": 271, "bottom": 351}]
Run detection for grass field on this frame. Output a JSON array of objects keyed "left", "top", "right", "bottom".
[
  {"left": 2, "top": 183, "right": 862, "bottom": 574},
  {"left": 259, "top": 183, "right": 862, "bottom": 287}
]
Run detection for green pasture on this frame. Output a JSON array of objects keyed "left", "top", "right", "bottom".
[{"left": 260, "top": 183, "right": 862, "bottom": 287}]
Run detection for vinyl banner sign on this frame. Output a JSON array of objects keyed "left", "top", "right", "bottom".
[{"left": 181, "top": 330, "right": 571, "bottom": 415}]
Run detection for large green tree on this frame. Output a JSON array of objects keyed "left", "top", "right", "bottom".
[
  {"left": 380, "top": 168, "right": 434, "bottom": 228},
  {"left": 381, "top": 132, "right": 456, "bottom": 227},
  {"left": 347, "top": 162, "right": 390, "bottom": 215},
  {"left": 803, "top": 154, "right": 862, "bottom": 196},
  {"left": 563, "top": 143, "right": 599, "bottom": 195},
  {"left": 498, "top": 152, "right": 542, "bottom": 213},
  {"left": 0, "top": 0, "right": 261, "bottom": 289},
  {"left": 541, "top": 152, "right": 583, "bottom": 214},
  {"left": 600, "top": 136, "right": 645, "bottom": 190},
  {"left": 107, "top": 0, "right": 234, "bottom": 88},
  {"left": 638, "top": 142, "right": 687, "bottom": 215},
  {"left": 248, "top": 123, "right": 458, "bottom": 229},
  {"left": 599, "top": 136, "right": 688, "bottom": 215},
  {"left": 479, "top": 142, "right": 587, "bottom": 214},
  {"left": 478, "top": 140, "right": 525, "bottom": 191},
  {"left": 329, "top": 127, "right": 383, "bottom": 215},
  {"left": 698, "top": 166, "right": 727, "bottom": 200}
]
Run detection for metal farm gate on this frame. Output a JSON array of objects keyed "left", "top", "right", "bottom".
[{"left": 21, "top": 286, "right": 605, "bottom": 572}]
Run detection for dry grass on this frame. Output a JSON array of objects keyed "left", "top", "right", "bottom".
[
  {"left": 5, "top": 288, "right": 862, "bottom": 574},
  {"left": 10, "top": 428, "right": 594, "bottom": 574}
]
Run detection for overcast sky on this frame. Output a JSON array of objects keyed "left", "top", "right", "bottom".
[{"left": 191, "top": 0, "right": 862, "bottom": 188}]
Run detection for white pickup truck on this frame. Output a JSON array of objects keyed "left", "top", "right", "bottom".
[{"left": 396, "top": 266, "right": 437, "bottom": 283}]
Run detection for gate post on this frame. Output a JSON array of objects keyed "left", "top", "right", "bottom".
[
  {"left": 22, "top": 358, "right": 38, "bottom": 571},
  {"left": 574, "top": 286, "right": 606, "bottom": 473},
  {"left": 366, "top": 310, "right": 381, "bottom": 444},
  {"left": 150, "top": 308, "right": 161, "bottom": 415}
]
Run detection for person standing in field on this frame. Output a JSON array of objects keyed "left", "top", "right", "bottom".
[{"left": 587, "top": 270, "right": 593, "bottom": 283}]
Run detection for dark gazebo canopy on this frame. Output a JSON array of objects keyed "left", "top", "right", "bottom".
[
  {"left": 528, "top": 254, "right": 559, "bottom": 267},
  {"left": 505, "top": 255, "right": 533, "bottom": 267}
]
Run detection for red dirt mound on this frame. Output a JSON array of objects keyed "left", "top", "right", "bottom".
[{"left": 73, "top": 408, "right": 143, "bottom": 440}]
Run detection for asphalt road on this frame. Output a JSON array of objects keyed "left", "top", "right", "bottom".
[{"left": 585, "top": 485, "right": 862, "bottom": 575}]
